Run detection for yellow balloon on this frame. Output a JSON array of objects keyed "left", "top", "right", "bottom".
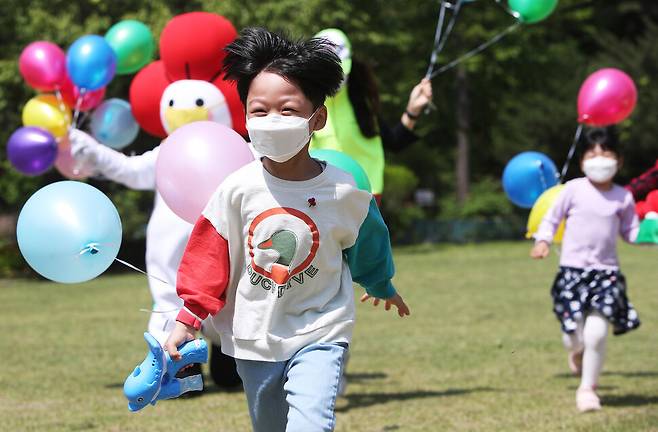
[
  {"left": 526, "top": 184, "right": 566, "bottom": 243},
  {"left": 22, "top": 94, "right": 71, "bottom": 138}
]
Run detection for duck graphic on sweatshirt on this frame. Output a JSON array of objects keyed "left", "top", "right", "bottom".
[
  {"left": 248, "top": 208, "right": 320, "bottom": 286},
  {"left": 257, "top": 230, "right": 298, "bottom": 284}
]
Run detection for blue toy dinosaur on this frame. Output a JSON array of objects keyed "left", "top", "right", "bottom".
[{"left": 123, "top": 332, "right": 208, "bottom": 412}]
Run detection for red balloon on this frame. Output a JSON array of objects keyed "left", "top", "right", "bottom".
[
  {"left": 129, "top": 61, "right": 169, "bottom": 138},
  {"left": 212, "top": 74, "right": 246, "bottom": 137},
  {"left": 159, "top": 12, "right": 237, "bottom": 81},
  {"left": 60, "top": 75, "right": 105, "bottom": 112},
  {"left": 646, "top": 190, "right": 658, "bottom": 214},
  {"left": 577, "top": 68, "right": 637, "bottom": 126}
]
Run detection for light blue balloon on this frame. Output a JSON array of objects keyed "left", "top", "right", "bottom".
[
  {"left": 90, "top": 98, "right": 140, "bottom": 149},
  {"left": 16, "top": 181, "right": 122, "bottom": 283},
  {"left": 502, "top": 151, "right": 558, "bottom": 208},
  {"left": 66, "top": 35, "right": 117, "bottom": 90}
]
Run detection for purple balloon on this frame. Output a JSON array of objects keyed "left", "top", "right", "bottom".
[{"left": 7, "top": 127, "right": 58, "bottom": 176}]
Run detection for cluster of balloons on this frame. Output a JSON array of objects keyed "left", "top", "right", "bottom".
[
  {"left": 11, "top": 20, "right": 154, "bottom": 177},
  {"left": 17, "top": 181, "right": 122, "bottom": 283}
]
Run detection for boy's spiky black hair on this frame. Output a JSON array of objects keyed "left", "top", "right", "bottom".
[{"left": 222, "top": 27, "right": 343, "bottom": 108}]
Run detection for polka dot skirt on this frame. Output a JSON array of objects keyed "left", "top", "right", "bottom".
[{"left": 551, "top": 266, "right": 641, "bottom": 336}]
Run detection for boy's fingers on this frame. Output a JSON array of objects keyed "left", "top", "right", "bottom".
[
  {"left": 385, "top": 302, "right": 391, "bottom": 311},
  {"left": 373, "top": 298, "right": 380, "bottom": 307},
  {"left": 360, "top": 294, "right": 369, "bottom": 302}
]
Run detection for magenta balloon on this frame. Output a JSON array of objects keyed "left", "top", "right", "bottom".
[
  {"left": 18, "top": 41, "right": 66, "bottom": 91},
  {"left": 156, "top": 121, "right": 254, "bottom": 224},
  {"left": 7, "top": 126, "right": 58, "bottom": 176},
  {"left": 577, "top": 68, "right": 637, "bottom": 126}
]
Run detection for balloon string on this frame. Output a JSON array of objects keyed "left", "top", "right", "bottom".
[
  {"left": 54, "top": 88, "right": 68, "bottom": 114},
  {"left": 139, "top": 308, "right": 180, "bottom": 314},
  {"left": 559, "top": 124, "right": 584, "bottom": 182},
  {"left": 429, "top": 22, "right": 521, "bottom": 79},
  {"left": 537, "top": 161, "right": 548, "bottom": 191},
  {"left": 425, "top": 1, "right": 448, "bottom": 79},
  {"left": 433, "top": 0, "right": 464, "bottom": 64},
  {"left": 113, "top": 257, "right": 172, "bottom": 286},
  {"left": 71, "top": 88, "right": 86, "bottom": 129}
]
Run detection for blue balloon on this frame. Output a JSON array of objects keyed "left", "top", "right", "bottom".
[
  {"left": 66, "top": 35, "right": 117, "bottom": 90},
  {"left": 16, "top": 181, "right": 122, "bottom": 283},
  {"left": 90, "top": 98, "right": 139, "bottom": 149},
  {"left": 502, "top": 151, "right": 558, "bottom": 208}
]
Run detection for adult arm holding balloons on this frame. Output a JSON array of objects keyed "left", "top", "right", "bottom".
[{"left": 69, "top": 129, "right": 157, "bottom": 190}]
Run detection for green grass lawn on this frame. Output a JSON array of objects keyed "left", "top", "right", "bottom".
[{"left": 2, "top": 241, "right": 658, "bottom": 431}]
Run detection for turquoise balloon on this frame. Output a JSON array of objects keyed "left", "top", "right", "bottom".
[
  {"left": 17, "top": 181, "right": 122, "bottom": 283},
  {"left": 310, "top": 149, "right": 371, "bottom": 192},
  {"left": 90, "top": 98, "right": 139, "bottom": 149}
]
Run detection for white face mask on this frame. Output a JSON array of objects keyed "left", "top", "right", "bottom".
[
  {"left": 583, "top": 156, "right": 618, "bottom": 183},
  {"left": 246, "top": 109, "right": 319, "bottom": 163}
]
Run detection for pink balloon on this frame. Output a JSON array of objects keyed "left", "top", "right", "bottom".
[
  {"left": 156, "top": 121, "right": 254, "bottom": 223},
  {"left": 54, "top": 136, "right": 94, "bottom": 179},
  {"left": 577, "top": 68, "right": 637, "bottom": 126},
  {"left": 60, "top": 75, "right": 106, "bottom": 112},
  {"left": 19, "top": 41, "right": 67, "bottom": 92}
]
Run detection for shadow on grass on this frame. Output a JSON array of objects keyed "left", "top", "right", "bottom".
[
  {"left": 336, "top": 387, "right": 496, "bottom": 413},
  {"left": 602, "top": 370, "right": 658, "bottom": 378},
  {"left": 603, "top": 394, "right": 658, "bottom": 407},
  {"left": 344, "top": 372, "right": 388, "bottom": 382}
]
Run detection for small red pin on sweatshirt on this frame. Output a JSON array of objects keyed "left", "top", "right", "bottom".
[{"left": 308, "top": 197, "right": 316, "bottom": 207}]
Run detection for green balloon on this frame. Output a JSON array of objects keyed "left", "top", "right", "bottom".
[
  {"left": 105, "top": 20, "right": 155, "bottom": 75},
  {"left": 508, "top": 0, "right": 558, "bottom": 24},
  {"left": 310, "top": 149, "right": 371, "bottom": 192}
]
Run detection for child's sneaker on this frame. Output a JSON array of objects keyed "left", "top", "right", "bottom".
[
  {"left": 576, "top": 387, "right": 601, "bottom": 412},
  {"left": 568, "top": 350, "right": 583, "bottom": 376}
]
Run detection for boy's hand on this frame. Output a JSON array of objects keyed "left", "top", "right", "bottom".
[
  {"left": 360, "top": 293, "right": 410, "bottom": 317},
  {"left": 530, "top": 241, "right": 550, "bottom": 259},
  {"left": 164, "top": 321, "right": 196, "bottom": 361}
]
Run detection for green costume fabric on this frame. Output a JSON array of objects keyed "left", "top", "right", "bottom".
[{"left": 310, "top": 86, "right": 384, "bottom": 194}]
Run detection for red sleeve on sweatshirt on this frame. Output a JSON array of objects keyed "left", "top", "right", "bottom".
[{"left": 175, "top": 216, "right": 230, "bottom": 329}]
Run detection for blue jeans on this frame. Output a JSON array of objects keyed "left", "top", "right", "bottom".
[{"left": 235, "top": 342, "right": 348, "bottom": 432}]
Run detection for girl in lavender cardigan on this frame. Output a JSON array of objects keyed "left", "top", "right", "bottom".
[{"left": 531, "top": 127, "right": 640, "bottom": 413}]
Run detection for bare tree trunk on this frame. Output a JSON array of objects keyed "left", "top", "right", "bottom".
[{"left": 455, "top": 65, "right": 470, "bottom": 205}]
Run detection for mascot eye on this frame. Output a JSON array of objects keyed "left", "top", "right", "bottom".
[
  {"left": 168, "top": 99, "right": 174, "bottom": 107},
  {"left": 195, "top": 98, "right": 205, "bottom": 107}
]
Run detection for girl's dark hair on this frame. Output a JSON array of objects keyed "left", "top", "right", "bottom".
[
  {"left": 222, "top": 27, "right": 343, "bottom": 108},
  {"left": 347, "top": 57, "right": 381, "bottom": 138},
  {"left": 579, "top": 125, "right": 621, "bottom": 160}
]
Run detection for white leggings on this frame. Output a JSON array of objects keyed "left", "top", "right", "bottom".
[{"left": 562, "top": 312, "right": 608, "bottom": 389}]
